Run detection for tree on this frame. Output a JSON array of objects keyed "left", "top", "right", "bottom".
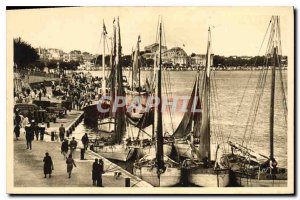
[
  {"left": 145, "top": 59, "right": 154, "bottom": 67},
  {"left": 14, "top": 37, "right": 39, "bottom": 69},
  {"left": 122, "top": 55, "right": 132, "bottom": 67},
  {"left": 94, "top": 55, "right": 111, "bottom": 66}
]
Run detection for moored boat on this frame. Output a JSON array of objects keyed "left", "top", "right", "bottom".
[
  {"left": 133, "top": 21, "right": 181, "bottom": 187},
  {"left": 184, "top": 27, "right": 230, "bottom": 187},
  {"left": 226, "top": 16, "right": 288, "bottom": 187}
]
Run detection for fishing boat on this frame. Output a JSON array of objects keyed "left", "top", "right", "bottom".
[
  {"left": 92, "top": 18, "right": 134, "bottom": 162},
  {"left": 226, "top": 16, "right": 287, "bottom": 187},
  {"left": 126, "top": 34, "right": 173, "bottom": 158},
  {"left": 126, "top": 35, "right": 148, "bottom": 121},
  {"left": 173, "top": 73, "right": 201, "bottom": 159},
  {"left": 184, "top": 27, "right": 230, "bottom": 187},
  {"left": 83, "top": 20, "right": 111, "bottom": 127},
  {"left": 133, "top": 22, "right": 181, "bottom": 187}
]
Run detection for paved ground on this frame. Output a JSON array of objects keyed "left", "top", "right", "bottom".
[{"left": 13, "top": 111, "right": 152, "bottom": 188}]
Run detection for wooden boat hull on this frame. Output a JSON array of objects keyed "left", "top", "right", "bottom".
[
  {"left": 95, "top": 145, "right": 135, "bottom": 162},
  {"left": 174, "top": 142, "right": 195, "bottom": 158},
  {"left": 83, "top": 103, "right": 110, "bottom": 126},
  {"left": 236, "top": 176, "right": 287, "bottom": 187},
  {"left": 133, "top": 166, "right": 181, "bottom": 187},
  {"left": 98, "top": 118, "right": 115, "bottom": 133},
  {"left": 136, "top": 144, "right": 172, "bottom": 158},
  {"left": 188, "top": 168, "right": 230, "bottom": 187}
]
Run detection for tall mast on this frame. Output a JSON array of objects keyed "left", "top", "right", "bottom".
[
  {"left": 131, "top": 47, "right": 134, "bottom": 91},
  {"left": 138, "top": 36, "right": 141, "bottom": 94},
  {"left": 199, "top": 27, "right": 211, "bottom": 161},
  {"left": 270, "top": 18, "right": 278, "bottom": 160},
  {"left": 270, "top": 46, "right": 277, "bottom": 160},
  {"left": 156, "top": 22, "right": 164, "bottom": 171},
  {"left": 102, "top": 20, "right": 107, "bottom": 96}
]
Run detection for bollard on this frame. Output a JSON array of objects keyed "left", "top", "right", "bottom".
[
  {"left": 47, "top": 122, "right": 50, "bottom": 128},
  {"left": 66, "top": 130, "right": 70, "bottom": 138},
  {"left": 80, "top": 148, "right": 85, "bottom": 160},
  {"left": 125, "top": 178, "right": 130, "bottom": 187},
  {"left": 51, "top": 131, "right": 55, "bottom": 141}
]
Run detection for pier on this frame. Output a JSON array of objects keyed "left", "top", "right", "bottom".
[{"left": 14, "top": 110, "right": 152, "bottom": 188}]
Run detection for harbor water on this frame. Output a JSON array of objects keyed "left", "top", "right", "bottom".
[{"left": 74, "top": 70, "right": 288, "bottom": 170}]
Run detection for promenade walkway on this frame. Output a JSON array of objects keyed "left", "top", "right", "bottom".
[{"left": 13, "top": 111, "right": 152, "bottom": 188}]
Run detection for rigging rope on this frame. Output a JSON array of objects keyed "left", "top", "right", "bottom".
[{"left": 227, "top": 18, "right": 273, "bottom": 143}]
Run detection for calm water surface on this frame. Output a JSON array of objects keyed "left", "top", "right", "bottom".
[{"left": 73, "top": 70, "right": 288, "bottom": 168}]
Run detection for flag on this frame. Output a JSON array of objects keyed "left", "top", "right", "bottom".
[
  {"left": 183, "top": 44, "right": 185, "bottom": 47},
  {"left": 138, "top": 35, "right": 141, "bottom": 43}
]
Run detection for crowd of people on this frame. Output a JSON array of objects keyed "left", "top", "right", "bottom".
[
  {"left": 55, "top": 72, "right": 105, "bottom": 110},
  {"left": 14, "top": 71, "right": 109, "bottom": 186}
]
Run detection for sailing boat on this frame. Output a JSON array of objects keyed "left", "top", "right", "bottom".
[
  {"left": 184, "top": 27, "right": 230, "bottom": 187},
  {"left": 226, "top": 16, "right": 287, "bottom": 187},
  {"left": 98, "top": 20, "right": 115, "bottom": 133},
  {"left": 83, "top": 20, "right": 110, "bottom": 127},
  {"left": 133, "top": 22, "right": 181, "bottom": 187},
  {"left": 173, "top": 73, "right": 201, "bottom": 159},
  {"left": 126, "top": 35, "right": 148, "bottom": 121},
  {"left": 94, "top": 17, "right": 135, "bottom": 162}
]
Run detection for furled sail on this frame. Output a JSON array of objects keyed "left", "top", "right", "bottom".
[
  {"left": 173, "top": 75, "right": 200, "bottom": 138},
  {"left": 114, "top": 17, "right": 127, "bottom": 144},
  {"left": 132, "top": 36, "right": 141, "bottom": 89},
  {"left": 198, "top": 27, "right": 212, "bottom": 161}
]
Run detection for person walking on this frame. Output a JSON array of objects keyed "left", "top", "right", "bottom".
[
  {"left": 43, "top": 152, "right": 54, "bottom": 178},
  {"left": 25, "top": 121, "right": 34, "bottom": 150},
  {"left": 34, "top": 122, "right": 40, "bottom": 141},
  {"left": 69, "top": 137, "right": 78, "bottom": 156},
  {"left": 59, "top": 124, "right": 65, "bottom": 142},
  {"left": 92, "top": 159, "right": 99, "bottom": 186},
  {"left": 66, "top": 154, "right": 76, "bottom": 178},
  {"left": 61, "top": 139, "right": 69, "bottom": 159},
  {"left": 96, "top": 159, "right": 104, "bottom": 187},
  {"left": 14, "top": 124, "right": 20, "bottom": 140},
  {"left": 81, "top": 133, "right": 89, "bottom": 150},
  {"left": 38, "top": 90, "right": 42, "bottom": 101}
]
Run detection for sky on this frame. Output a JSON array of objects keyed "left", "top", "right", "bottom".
[{"left": 7, "top": 7, "right": 293, "bottom": 56}]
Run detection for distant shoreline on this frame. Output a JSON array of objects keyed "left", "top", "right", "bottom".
[{"left": 76, "top": 67, "right": 288, "bottom": 72}]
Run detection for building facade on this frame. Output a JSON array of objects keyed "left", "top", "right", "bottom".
[
  {"left": 162, "top": 47, "right": 188, "bottom": 65},
  {"left": 190, "top": 54, "right": 214, "bottom": 67}
]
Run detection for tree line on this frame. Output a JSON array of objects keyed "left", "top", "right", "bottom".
[
  {"left": 14, "top": 37, "right": 287, "bottom": 71},
  {"left": 213, "top": 55, "right": 288, "bottom": 67},
  {"left": 14, "top": 38, "right": 80, "bottom": 71}
]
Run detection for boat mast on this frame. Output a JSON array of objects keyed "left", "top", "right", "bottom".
[
  {"left": 138, "top": 35, "right": 141, "bottom": 94},
  {"left": 131, "top": 47, "right": 134, "bottom": 91},
  {"left": 206, "top": 27, "right": 211, "bottom": 161},
  {"left": 270, "top": 17, "right": 279, "bottom": 160},
  {"left": 102, "top": 20, "right": 107, "bottom": 96},
  {"left": 156, "top": 22, "right": 164, "bottom": 171}
]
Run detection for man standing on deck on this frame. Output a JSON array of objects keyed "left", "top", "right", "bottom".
[
  {"left": 69, "top": 137, "right": 78, "bottom": 156},
  {"left": 81, "top": 133, "right": 89, "bottom": 150},
  {"left": 59, "top": 124, "right": 65, "bottom": 142}
]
